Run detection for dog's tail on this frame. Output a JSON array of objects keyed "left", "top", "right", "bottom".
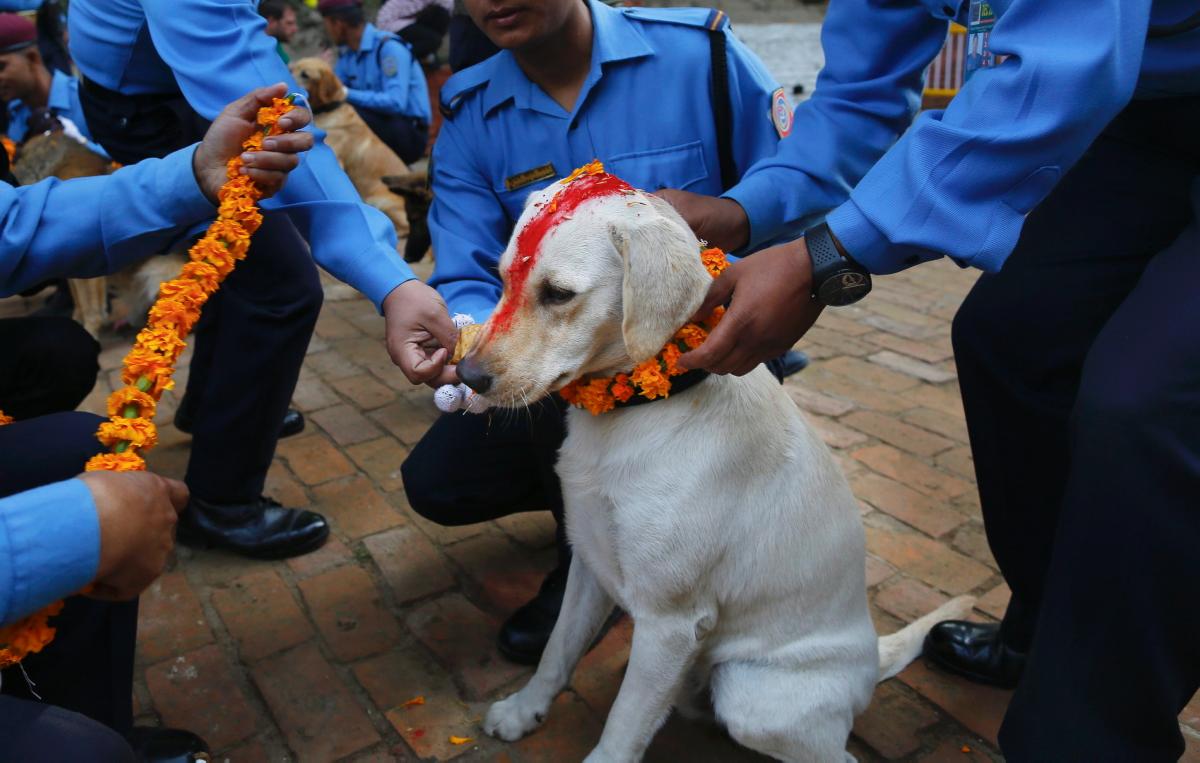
[{"left": 876, "top": 595, "right": 976, "bottom": 682}]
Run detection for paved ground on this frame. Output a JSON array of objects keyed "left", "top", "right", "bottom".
[{"left": 0, "top": 255, "right": 1165, "bottom": 762}]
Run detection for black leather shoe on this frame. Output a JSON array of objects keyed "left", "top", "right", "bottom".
[
  {"left": 765, "top": 349, "right": 810, "bottom": 382},
  {"left": 174, "top": 403, "right": 305, "bottom": 439},
  {"left": 498, "top": 565, "right": 568, "bottom": 665},
  {"left": 177, "top": 496, "right": 329, "bottom": 560},
  {"left": 923, "top": 620, "right": 1026, "bottom": 689},
  {"left": 497, "top": 565, "right": 624, "bottom": 665},
  {"left": 125, "top": 726, "right": 210, "bottom": 763}
]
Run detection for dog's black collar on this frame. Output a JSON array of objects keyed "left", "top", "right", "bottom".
[
  {"left": 611, "top": 368, "right": 711, "bottom": 410},
  {"left": 312, "top": 100, "right": 345, "bottom": 115}
]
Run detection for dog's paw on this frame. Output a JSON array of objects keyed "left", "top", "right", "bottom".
[{"left": 483, "top": 692, "right": 548, "bottom": 742}]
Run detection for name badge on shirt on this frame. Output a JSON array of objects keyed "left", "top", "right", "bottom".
[
  {"left": 505, "top": 163, "right": 557, "bottom": 192},
  {"left": 964, "top": 0, "right": 998, "bottom": 82}
]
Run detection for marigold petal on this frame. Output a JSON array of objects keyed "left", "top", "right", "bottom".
[{"left": 85, "top": 452, "right": 147, "bottom": 472}]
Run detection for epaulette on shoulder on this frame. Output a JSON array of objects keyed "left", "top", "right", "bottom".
[
  {"left": 438, "top": 57, "right": 497, "bottom": 119},
  {"left": 620, "top": 6, "right": 730, "bottom": 32}
]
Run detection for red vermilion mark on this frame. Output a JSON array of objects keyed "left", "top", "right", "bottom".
[{"left": 486, "top": 167, "right": 633, "bottom": 338}]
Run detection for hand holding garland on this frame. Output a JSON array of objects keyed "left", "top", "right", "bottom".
[{"left": 0, "top": 84, "right": 310, "bottom": 669}]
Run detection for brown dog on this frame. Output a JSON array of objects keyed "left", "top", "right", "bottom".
[{"left": 289, "top": 57, "right": 410, "bottom": 239}]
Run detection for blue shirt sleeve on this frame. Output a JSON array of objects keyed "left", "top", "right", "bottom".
[
  {"left": 0, "top": 480, "right": 100, "bottom": 627},
  {"left": 730, "top": 0, "right": 1152, "bottom": 275},
  {"left": 344, "top": 38, "right": 423, "bottom": 118},
  {"left": 427, "top": 118, "right": 506, "bottom": 321},
  {"left": 723, "top": 0, "right": 946, "bottom": 252},
  {"left": 1, "top": 145, "right": 215, "bottom": 295},
  {"left": 825, "top": 0, "right": 1150, "bottom": 274},
  {"left": 140, "top": 0, "right": 416, "bottom": 309}
]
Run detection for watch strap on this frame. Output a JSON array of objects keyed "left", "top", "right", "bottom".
[{"left": 806, "top": 223, "right": 845, "bottom": 283}]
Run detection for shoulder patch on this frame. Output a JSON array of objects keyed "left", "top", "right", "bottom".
[
  {"left": 771, "top": 87, "right": 793, "bottom": 138},
  {"left": 621, "top": 6, "right": 730, "bottom": 31},
  {"left": 381, "top": 55, "right": 398, "bottom": 77}
]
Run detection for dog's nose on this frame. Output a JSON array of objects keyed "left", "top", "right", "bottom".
[{"left": 457, "top": 355, "right": 493, "bottom": 395}]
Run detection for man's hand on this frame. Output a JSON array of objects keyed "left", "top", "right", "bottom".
[
  {"left": 192, "top": 82, "right": 315, "bottom": 203},
  {"left": 678, "top": 238, "right": 824, "bottom": 376},
  {"left": 383, "top": 280, "right": 460, "bottom": 386},
  {"left": 79, "top": 471, "right": 189, "bottom": 602},
  {"left": 655, "top": 189, "right": 750, "bottom": 252}
]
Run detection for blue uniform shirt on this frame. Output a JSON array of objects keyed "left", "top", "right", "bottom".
[
  {"left": 66, "top": 0, "right": 416, "bottom": 309},
  {"left": 335, "top": 22, "right": 432, "bottom": 124},
  {"left": 6, "top": 69, "right": 109, "bottom": 158},
  {"left": 1, "top": 145, "right": 215, "bottom": 626},
  {"left": 724, "top": 0, "right": 1200, "bottom": 275},
  {"left": 429, "top": 1, "right": 785, "bottom": 320}
]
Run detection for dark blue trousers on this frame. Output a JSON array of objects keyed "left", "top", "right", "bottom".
[
  {"left": 177, "top": 213, "right": 322, "bottom": 503},
  {"left": 0, "top": 698, "right": 135, "bottom": 763},
  {"left": 952, "top": 96, "right": 1200, "bottom": 761},
  {"left": 401, "top": 398, "right": 569, "bottom": 567}
]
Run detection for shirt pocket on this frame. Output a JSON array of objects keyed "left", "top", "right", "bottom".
[
  {"left": 605, "top": 140, "right": 710, "bottom": 192},
  {"left": 494, "top": 173, "right": 561, "bottom": 225}
]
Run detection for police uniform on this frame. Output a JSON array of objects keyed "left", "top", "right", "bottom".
[
  {"left": 334, "top": 20, "right": 432, "bottom": 164},
  {"left": 1, "top": 146, "right": 220, "bottom": 759},
  {"left": 716, "top": 0, "right": 1200, "bottom": 757},
  {"left": 66, "top": 0, "right": 417, "bottom": 559},
  {"left": 6, "top": 68, "right": 108, "bottom": 157},
  {"left": 428, "top": 0, "right": 787, "bottom": 321},
  {"left": 400, "top": 0, "right": 787, "bottom": 662}
]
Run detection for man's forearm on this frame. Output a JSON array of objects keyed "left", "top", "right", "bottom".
[
  {"left": 0, "top": 480, "right": 100, "bottom": 626},
  {"left": 1, "top": 146, "right": 214, "bottom": 296}
]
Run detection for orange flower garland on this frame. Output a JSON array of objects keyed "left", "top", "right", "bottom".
[
  {"left": 559, "top": 247, "right": 729, "bottom": 415},
  {"left": 0, "top": 95, "right": 296, "bottom": 670}
]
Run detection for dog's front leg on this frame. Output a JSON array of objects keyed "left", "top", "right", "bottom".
[
  {"left": 584, "top": 609, "right": 714, "bottom": 763},
  {"left": 484, "top": 557, "right": 613, "bottom": 742}
]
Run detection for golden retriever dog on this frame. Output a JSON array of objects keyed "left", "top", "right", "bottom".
[{"left": 289, "top": 57, "right": 410, "bottom": 239}]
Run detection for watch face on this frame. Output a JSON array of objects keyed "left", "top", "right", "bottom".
[{"left": 818, "top": 270, "right": 872, "bottom": 306}]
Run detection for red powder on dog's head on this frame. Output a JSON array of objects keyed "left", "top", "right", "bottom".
[{"left": 487, "top": 163, "right": 633, "bottom": 337}]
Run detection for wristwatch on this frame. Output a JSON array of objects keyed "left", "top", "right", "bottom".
[{"left": 805, "top": 223, "right": 872, "bottom": 306}]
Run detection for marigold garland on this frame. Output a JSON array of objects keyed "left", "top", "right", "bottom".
[
  {"left": 559, "top": 247, "right": 729, "bottom": 415},
  {"left": 0, "top": 96, "right": 296, "bottom": 670}
]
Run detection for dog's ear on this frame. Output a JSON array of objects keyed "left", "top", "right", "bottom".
[
  {"left": 614, "top": 195, "right": 712, "bottom": 362},
  {"left": 314, "top": 64, "right": 345, "bottom": 106}
]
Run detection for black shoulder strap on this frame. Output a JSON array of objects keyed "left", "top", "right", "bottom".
[{"left": 708, "top": 27, "right": 736, "bottom": 193}]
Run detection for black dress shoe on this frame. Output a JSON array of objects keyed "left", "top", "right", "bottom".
[
  {"left": 765, "top": 349, "right": 810, "bottom": 382},
  {"left": 125, "top": 726, "right": 210, "bottom": 763},
  {"left": 923, "top": 620, "right": 1026, "bottom": 689},
  {"left": 177, "top": 496, "right": 330, "bottom": 560},
  {"left": 497, "top": 565, "right": 624, "bottom": 665},
  {"left": 498, "top": 565, "right": 568, "bottom": 665},
  {"left": 174, "top": 403, "right": 305, "bottom": 439}
]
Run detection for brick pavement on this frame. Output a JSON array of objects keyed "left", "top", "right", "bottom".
[{"left": 12, "top": 257, "right": 1198, "bottom": 762}]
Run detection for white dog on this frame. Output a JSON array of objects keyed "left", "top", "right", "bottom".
[{"left": 462, "top": 171, "right": 972, "bottom": 762}]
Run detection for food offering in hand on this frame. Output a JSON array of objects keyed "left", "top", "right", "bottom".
[{"left": 434, "top": 315, "right": 491, "bottom": 414}]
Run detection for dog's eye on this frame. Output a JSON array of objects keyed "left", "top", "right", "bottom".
[{"left": 540, "top": 283, "right": 576, "bottom": 305}]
